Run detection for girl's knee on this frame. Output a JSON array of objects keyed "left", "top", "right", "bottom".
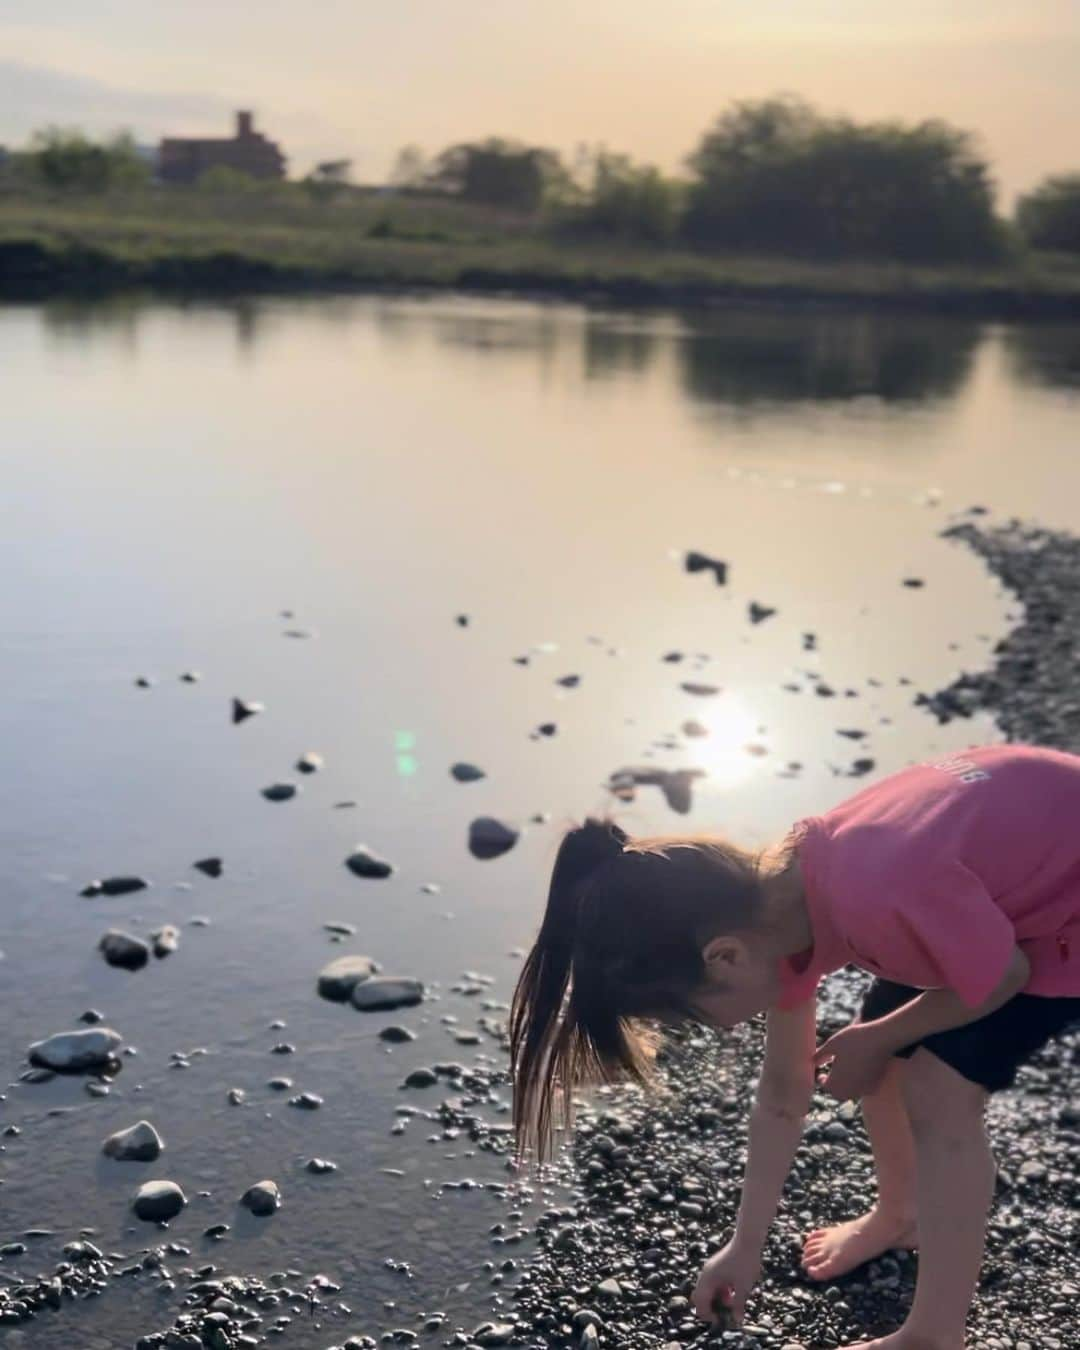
[{"left": 900, "top": 1049, "right": 987, "bottom": 1136}]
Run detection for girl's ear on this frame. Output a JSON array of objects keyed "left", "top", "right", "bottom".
[{"left": 701, "top": 935, "right": 742, "bottom": 972}]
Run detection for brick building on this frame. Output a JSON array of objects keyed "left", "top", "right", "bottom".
[{"left": 158, "top": 111, "right": 286, "bottom": 184}]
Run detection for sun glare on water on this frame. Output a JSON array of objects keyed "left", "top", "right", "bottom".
[{"left": 683, "top": 691, "right": 764, "bottom": 790}]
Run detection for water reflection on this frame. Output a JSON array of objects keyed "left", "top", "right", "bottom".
[
  {"left": 676, "top": 311, "right": 979, "bottom": 406},
  {"left": 1003, "top": 323, "right": 1080, "bottom": 391}
]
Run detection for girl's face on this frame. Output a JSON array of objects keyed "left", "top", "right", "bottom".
[{"left": 688, "top": 936, "right": 781, "bottom": 1028}]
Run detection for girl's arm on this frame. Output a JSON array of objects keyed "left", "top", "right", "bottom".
[{"left": 730, "top": 998, "right": 817, "bottom": 1252}]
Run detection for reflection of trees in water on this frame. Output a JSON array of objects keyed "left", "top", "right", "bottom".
[
  {"left": 583, "top": 320, "right": 660, "bottom": 379},
  {"left": 38, "top": 296, "right": 268, "bottom": 356},
  {"left": 1003, "top": 324, "right": 1080, "bottom": 391},
  {"left": 676, "top": 311, "right": 979, "bottom": 406}
]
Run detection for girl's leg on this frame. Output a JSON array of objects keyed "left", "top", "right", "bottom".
[
  {"left": 897, "top": 1047, "right": 993, "bottom": 1349},
  {"left": 802, "top": 1058, "right": 918, "bottom": 1280}
]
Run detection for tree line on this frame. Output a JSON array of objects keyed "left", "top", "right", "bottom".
[{"left": 4, "top": 96, "right": 1080, "bottom": 262}]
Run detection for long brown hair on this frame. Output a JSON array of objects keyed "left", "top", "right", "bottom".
[{"left": 509, "top": 816, "right": 791, "bottom": 1160}]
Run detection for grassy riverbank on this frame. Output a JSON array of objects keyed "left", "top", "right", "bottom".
[{"left": 4, "top": 188, "right": 1080, "bottom": 314}]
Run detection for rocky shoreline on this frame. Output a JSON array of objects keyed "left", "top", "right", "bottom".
[{"left": 3, "top": 518, "right": 1079, "bottom": 1348}]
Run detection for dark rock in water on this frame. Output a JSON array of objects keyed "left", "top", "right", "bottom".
[
  {"left": 352, "top": 977, "right": 423, "bottom": 1011},
  {"left": 681, "top": 719, "right": 708, "bottom": 738},
  {"left": 684, "top": 550, "right": 728, "bottom": 585},
  {"left": 849, "top": 758, "right": 876, "bottom": 777},
  {"left": 803, "top": 632, "right": 818, "bottom": 650},
  {"left": 473, "top": 1322, "right": 517, "bottom": 1346},
  {"left": 748, "top": 601, "right": 777, "bottom": 624},
  {"left": 456, "top": 613, "right": 469, "bottom": 626},
  {"left": 837, "top": 728, "right": 867, "bottom": 741},
  {"left": 468, "top": 816, "right": 519, "bottom": 860},
  {"left": 556, "top": 674, "right": 581, "bottom": 688},
  {"left": 902, "top": 577, "right": 925, "bottom": 588},
  {"left": 450, "top": 761, "right": 486, "bottom": 782},
  {"left": 240, "top": 1180, "right": 280, "bottom": 1216},
  {"left": 99, "top": 930, "right": 151, "bottom": 971},
  {"left": 261, "top": 782, "right": 298, "bottom": 802},
  {"left": 296, "top": 751, "right": 324, "bottom": 774},
  {"left": 317, "top": 955, "right": 378, "bottom": 1002},
  {"left": 288, "top": 1092, "right": 323, "bottom": 1110},
  {"left": 179, "top": 671, "right": 201, "bottom": 683},
  {"left": 227, "top": 1088, "right": 245, "bottom": 1106},
  {"left": 134, "top": 676, "right": 154, "bottom": 688},
  {"left": 607, "top": 766, "right": 705, "bottom": 815},
  {"left": 81, "top": 875, "right": 149, "bottom": 898},
  {"left": 232, "top": 697, "right": 264, "bottom": 724},
  {"left": 79, "top": 1009, "right": 104, "bottom": 1025},
  {"left": 536, "top": 722, "right": 557, "bottom": 736},
  {"left": 204, "top": 1223, "right": 229, "bottom": 1240},
  {"left": 132, "top": 1180, "right": 186, "bottom": 1222},
  {"left": 151, "top": 925, "right": 180, "bottom": 959},
  {"left": 345, "top": 845, "right": 395, "bottom": 879},
  {"left": 193, "top": 857, "right": 223, "bottom": 878},
  {"left": 267, "top": 1077, "right": 292, "bottom": 1091},
  {"left": 324, "top": 921, "right": 357, "bottom": 936},
  {"left": 306, "top": 1157, "right": 337, "bottom": 1174},
  {"left": 403, "top": 1067, "right": 438, "bottom": 1089},
  {"left": 662, "top": 650, "right": 684, "bottom": 662},
  {"left": 380, "top": 1025, "right": 417, "bottom": 1043},
  {"left": 420, "top": 881, "right": 441, "bottom": 893},
  {"left": 103, "top": 1120, "right": 164, "bottom": 1162},
  {"left": 679, "top": 681, "right": 719, "bottom": 696}
]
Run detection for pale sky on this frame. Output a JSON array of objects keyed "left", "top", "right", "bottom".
[{"left": 1, "top": 1, "right": 1077, "bottom": 206}]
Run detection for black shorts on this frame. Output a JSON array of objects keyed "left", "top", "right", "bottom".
[{"left": 859, "top": 978, "right": 1080, "bottom": 1093}]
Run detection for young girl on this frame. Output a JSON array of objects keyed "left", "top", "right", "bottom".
[{"left": 510, "top": 743, "right": 1080, "bottom": 1350}]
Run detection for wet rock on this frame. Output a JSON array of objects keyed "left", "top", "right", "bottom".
[
  {"left": 99, "top": 929, "right": 150, "bottom": 970},
  {"left": 352, "top": 977, "right": 424, "bottom": 1011},
  {"left": 468, "top": 817, "right": 519, "bottom": 860},
  {"left": 288, "top": 1092, "right": 323, "bottom": 1110},
  {"left": 193, "top": 857, "right": 223, "bottom": 878},
  {"left": 261, "top": 782, "right": 298, "bottom": 802},
  {"left": 456, "top": 613, "right": 469, "bottom": 626},
  {"left": 451, "top": 762, "right": 486, "bottom": 782},
  {"left": 241, "top": 1180, "right": 281, "bottom": 1216},
  {"left": 232, "top": 697, "right": 264, "bottom": 724},
  {"left": 837, "top": 729, "right": 867, "bottom": 740},
  {"left": 379, "top": 1025, "right": 417, "bottom": 1043},
  {"left": 103, "top": 1121, "right": 164, "bottom": 1162},
  {"left": 268, "top": 1077, "right": 293, "bottom": 1091},
  {"left": 295, "top": 752, "right": 324, "bottom": 775},
  {"left": 132, "top": 1180, "right": 187, "bottom": 1223},
  {"left": 536, "top": 722, "right": 557, "bottom": 736},
  {"left": 305, "top": 1158, "right": 337, "bottom": 1174},
  {"left": 679, "top": 681, "right": 719, "bottom": 696},
  {"left": 473, "top": 1322, "right": 516, "bottom": 1346},
  {"left": 227, "top": 1088, "right": 245, "bottom": 1106},
  {"left": 135, "top": 676, "right": 154, "bottom": 688},
  {"left": 683, "top": 550, "right": 728, "bottom": 585},
  {"left": 556, "top": 674, "right": 581, "bottom": 688},
  {"left": 681, "top": 719, "right": 708, "bottom": 737},
  {"left": 29, "top": 1028, "right": 121, "bottom": 1072},
  {"left": 79, "top": 1008, "right": 104, "bottom": 1024},
  {"left": 151, "top": 925, "right": 180, "bottom": 958},
  {"left": 179, "top": 670, "right": 200, "bottom": 682},
  {"left": 748, "top": 601, "right": 777, "bottom": 624},
  {"left": 902, "top": 577, "right": 925, "bottom": 588},
  {"left": 317, "top": 954, "right": 378, "bottom": 1002},
  {"left": 345, "top": 845, "right": 395, "bottom": 879},
  {"left": 81, "top": 875, "right": 149, "bottom": 898},
  {"left": 403, "top": 1067, "right": 438, "bottom": 1089}
]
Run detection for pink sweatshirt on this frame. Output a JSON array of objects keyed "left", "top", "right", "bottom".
[{"left": 777, "top": 744, "right": 1080, "bottom": 1010}]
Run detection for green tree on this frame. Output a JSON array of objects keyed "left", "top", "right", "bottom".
[
  {"left": 428, "top": 138, "right": 568, "bottom": 212},
  {"left": 27, "top": 126, "right": 148, "bottom": 192},
  {"left": 555, "top": 150, "right": 682, "bottom": 242},
  {"left": 197, "top": 165, "right": 256, "bottom": 193},
  {"left": 1016, "top": 174, "right": 1080, "bottom": 253},
  {"left": 388, "top": 145, "right": 430, "bottom": 189},
  {"left": 683, "top": 95, "right": 1002, "bottom": 262}
]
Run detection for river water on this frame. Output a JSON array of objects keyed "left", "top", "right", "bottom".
[{"left": 1, "top": 295, "right": 1079, "bottom": 1347}]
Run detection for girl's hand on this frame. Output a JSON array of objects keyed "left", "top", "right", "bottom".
[
  {"left": 813, "top": 1023, "right": 891, "bottom": 1101},
  {"left": 692, "top": 1240, "right": 762, "bottom": 1327}
]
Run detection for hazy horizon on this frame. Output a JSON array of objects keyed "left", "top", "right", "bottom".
[{"left": 1, "top": 0, "right": 1077, "bottom": 206}]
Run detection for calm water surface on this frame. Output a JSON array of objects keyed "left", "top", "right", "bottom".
[{"left": 1, "top": 296, "right": 1079, "bottom": 1346}]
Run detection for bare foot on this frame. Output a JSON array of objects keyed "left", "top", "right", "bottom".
[
  {"left": 801, "top": 1207, "right": 917, "bottom": 1281},
  {"left": 840, "top": 1332, "right": 962, "bottom": 1350}
]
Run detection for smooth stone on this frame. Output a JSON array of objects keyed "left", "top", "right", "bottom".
[
  {"left": 29, "top": 1028, "right": 122, "bottom": 1072},
  {"left": 317, "top": 955, "right": 378, "bottom": 1002},
  {"left": 473, "top": 1323, "right": 516, "bottom": 1346},
  {"left": 232, "top": 697, "right": 264, "bottom": 724},
  {"left": 179, "top": 670, "right": 201, "bottom": 682},
  {"left": 379, "top": 1025, "right": 416, "bottom": 1043},
  {"left": 79, "top": 1009, "right": 105, "bottom": 1024},
  {"left": 748, "top": 601, "right": 777, "bottom": 624},
  {"left": 151, "top": 925, "right": 180, "bottom": 958},
  {"left": 288, "top": 1092, "right": 323, "bottom": 1110},
  {"left": 305, "top": 1158, "right": 337, "bottom": 1174},
  {"left": 132, "top": 1180, "right": 187, "bottom": 1223},
  {"left": 103, "top": 1120, "right": 164, "bottom": 1162},
  {"left": 450, "top": 762, "right": 486, "bottom": 782},
  {"left": 99, "top": 930, "right": 150, "bottom": 970},
  {"left": 193, "top": 857, "right": 223, "bottom": 878},
  {"left": 241, "top": 1180, "right": 280, "bottom": 1216},
  {"left": 403, "top": 1067, "right": 438, "bottom": 1088},
  {"left": 81, "top": 875, "right": 149, "bottom": 898},
  {"left": 296, "top": 752, "right": 324, "bottom": 773},
  {"left": 351, "top": 977, "right": 423, "bottom": 1012},
  {"left": 467, "top": 817, "right": 519, "bottom": 860},
  {"left": 345, "top": 845, "right": 395, "bottom": 879},
  {"left": 261, "top": 782, "right": 298, "bottom": 802}
]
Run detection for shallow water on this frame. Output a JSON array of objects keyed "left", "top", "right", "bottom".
[{"left": 2, "top": 295, "right": 1080, "bottom": 1345}]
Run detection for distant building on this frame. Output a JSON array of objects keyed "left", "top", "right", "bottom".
[{"left": 158, "top": 111, "right": 286, "bottom": 184}]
